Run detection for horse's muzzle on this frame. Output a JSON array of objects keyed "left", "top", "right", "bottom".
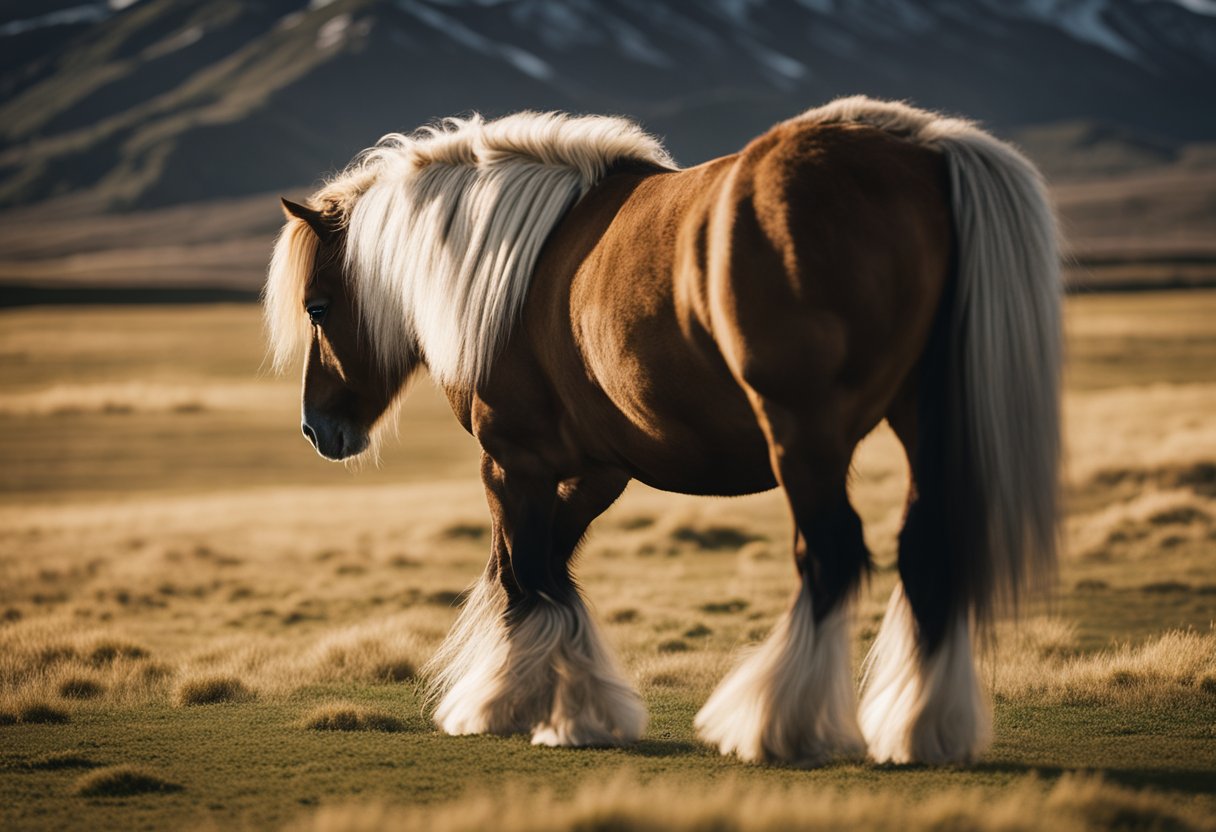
[{"left": 301, "top": 412, "right": 368, "bottom": 461}]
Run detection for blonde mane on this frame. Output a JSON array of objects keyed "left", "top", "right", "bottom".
[{"left": 265, "top": 111, "right": 676, "bottom": 385}]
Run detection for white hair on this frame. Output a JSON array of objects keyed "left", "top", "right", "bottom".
[
  {"left": 424, "top": 573, "right": 646, "bottom": 746},
  {"left": 265, "top": 111, "right": 676, "bottom": 386},
  {"left": 694, "top": 586, "right": 864, "bottom": 764},
  {"left": 859, "top": 584, "right": 991, "bottom": 763}
]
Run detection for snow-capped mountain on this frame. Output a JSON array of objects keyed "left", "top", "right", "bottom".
[{"left": 1, "top": 0, "right": 1213, "bottom": 209}]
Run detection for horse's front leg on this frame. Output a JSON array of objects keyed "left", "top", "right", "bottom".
[{"left": 424, "top": 455, "right": 644, "bottom": 746}]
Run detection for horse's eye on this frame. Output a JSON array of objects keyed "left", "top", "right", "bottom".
[{"left": 306, "top": 303, "right": 328, "bottom": 326}]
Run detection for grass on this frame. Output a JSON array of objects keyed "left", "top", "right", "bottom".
[
  {"left": 0, "top": 293, "right": 1213, "bottom": 829},
  {"left": 72, "top": 765, "right": 182, "bottom": 797},
  {"left": 291, "top": 772, "right": 1216, "bottom": 832},
  {"left": 301, "top": 702, "right": 407, "bottom": 732},
  {"left": 1, "top": 700, "right": 70, "bottom": 725},
  {"left": 173, "top": 675, "right": 254, "bottom": 706},
  {"left": 2, "top": 687, "right": 1212, "bottom": 828}
]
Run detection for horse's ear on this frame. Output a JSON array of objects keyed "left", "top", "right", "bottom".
[{"left": 280, "top": 197, "right": 330, "bottom": 239}]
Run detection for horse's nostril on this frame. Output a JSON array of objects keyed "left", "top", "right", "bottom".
[{"left": 301, "top": 422, "right": 317, "bottom": 445}]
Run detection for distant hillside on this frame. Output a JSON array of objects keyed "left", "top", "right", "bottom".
[{"left": 2, "top": 0, "right": 1215, "bottom": 211}]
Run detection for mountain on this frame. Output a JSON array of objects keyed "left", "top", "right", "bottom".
[{"left": 1, "top": 0, "right": 1215, "bottom": 212}]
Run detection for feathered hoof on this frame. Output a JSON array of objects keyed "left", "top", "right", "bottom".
[
  {"left": 695, "top": 593, "right": 863, "bottom": 767},
  {"left": 696, "top": 695, "right": 865, "bottom": 767},
  {"left": 531, "top": 676, "right": 647, "bottom": 747},
  {"left": 530, "top": 710, "right": 643, "bottom": 748},
  {"left": 859, "top": 585, "right": 992, "bottom": 765},
  {"left": 433, "top": 690, "right": 538, "bottom": 738}
]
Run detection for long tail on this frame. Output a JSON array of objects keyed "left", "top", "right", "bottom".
[{"left": 933, "top": 126, "right": 1063, "bottom": 627}]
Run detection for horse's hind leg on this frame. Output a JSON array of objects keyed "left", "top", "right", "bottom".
[
  {"left": 424, "top": 457, "right": 644, "bottom": 746},
  {"left": 695, "top": 399, "right": 868, "bottom": 765},
  {"left": 858, "top": 385, "right": 991, "bottom": 763}
]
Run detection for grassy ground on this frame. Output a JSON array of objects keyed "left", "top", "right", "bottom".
[{"left": 1, "top": 293, "right": 1214, "bottom": 830}]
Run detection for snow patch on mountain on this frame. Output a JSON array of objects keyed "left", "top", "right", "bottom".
[
  {"left": 399, "top": 0, "right": 555, "bottom": 80},
  {"left": 1166, "top": 0, "right": 1216, "bottom": 15},
  {"left": 984, "top": 0, "right": 1141, "bottom": 61},
  {"left": 0, "top": 4, "right": 109, "bottom": 36}
]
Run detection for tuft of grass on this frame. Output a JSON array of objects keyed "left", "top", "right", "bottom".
[
  {"left": 15, "top": 700, "right": 70, "bottom": 720},
  {"left": 372, "top": 659, "right": 416, "bottom": 683},
  {"left": 58, "top": 676, "right": 105, "bottom": 700},
  {"left": 1140, "top": 581, "right": 1191, "bottom": 594},
  {"left": 27, "top": 751, "right": 99, "bottom": 770},
  {"left": 737, "top": 541, "right": 773, "bottom": 561},
  {"left": 424, "top": 590, "right": 465, "bottom": 607},
  {"left": 73, "top": 765, "right": 182, "bottom": 797},
  {"left": 304, "top": 622, "right": 424, "bottom": 685},
  {"left": 439, "top": 522, "right": 488, "bottom": 541},
  {"left": 617, "top": 515, "right": 655, "bottom": 530},
  {"left": 1148, "top": 505, "right": 1210, "bottom": 526},
  {"left": 86, "top": 639, "right": 149, "bottom": 666},
  {"left": 173, "top": 675, "right": 254, "bottom": 706},
  {"left": 301, "top": 702, "right": 407, "bottom": 733},
  {"left": 669, "top": 524, "right": 760, "bottom": 551},
  {"left": 657, "top": 639, "right": 690, "bottom": 654},
  {"left": 700, "top": 598, "right": 749, "bottom": 614}
]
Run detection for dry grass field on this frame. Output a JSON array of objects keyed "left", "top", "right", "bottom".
[{"left": 1, "top": 292, "right": 1214, "bottom": 830}]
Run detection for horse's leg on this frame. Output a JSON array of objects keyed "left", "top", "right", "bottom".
[
  {"left": 695, "top": 399, "right": 867, "bottom": 765},
  {"left": 858, "top": 388, "right": 991, "bottom": 763},
  {"left": 529, "top": 465, "right": 646, "bottom": 746},
  {"left": 425, "top": 457, "right": 643, "bottom": 746}
]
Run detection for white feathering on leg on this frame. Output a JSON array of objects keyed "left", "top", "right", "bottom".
[
  {"left": 859, "top": 584, "right": 992, "bottom": 763},
  {"left": 529, "top": 595, "right": 647, "bottom": 747},
  {"left": 424, "top": 576, "right": 645, "bottom": 745},
  {"left": 424, "top": 572, "right": 541, "bottom": 735},
  {"left": 694, "top": 585, "right": 863, "bottom": 765}
]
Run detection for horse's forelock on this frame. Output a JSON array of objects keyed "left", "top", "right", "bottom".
[{"left": 264, "top": 215, "right": 319, "bottom": 372}]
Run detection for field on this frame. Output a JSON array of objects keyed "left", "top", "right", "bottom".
[{"left": 1, "top": 293, "right": 1214, "bottom": 830}]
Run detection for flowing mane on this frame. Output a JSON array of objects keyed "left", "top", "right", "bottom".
[{"left": 265, "top": 111, "right": 676, "bottom": 384}]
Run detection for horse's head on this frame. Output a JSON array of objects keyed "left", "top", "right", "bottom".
[{"left": 268, "top": 198, "right": 418, "bottom": 461}]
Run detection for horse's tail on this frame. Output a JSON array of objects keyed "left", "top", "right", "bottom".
[{"left": 928, "top": 125, "right": 1063, "bottom": 630}]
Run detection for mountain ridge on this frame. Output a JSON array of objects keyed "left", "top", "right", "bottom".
[{"left": 2, "top": 0, "right": 1214, "bottom": 211}]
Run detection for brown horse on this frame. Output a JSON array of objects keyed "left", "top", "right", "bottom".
[{"left": 265, "top": 97, "right": 1061, "bottom": 766}]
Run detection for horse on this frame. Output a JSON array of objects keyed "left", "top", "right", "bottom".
[{"left": 264, "top": 96, "right": 1061, "bottom": 766}]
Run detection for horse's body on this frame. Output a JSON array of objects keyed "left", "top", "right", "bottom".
[
  {"left": 266, "top": 97, "right": 1061, "bottom": 765},
  {"left": 482, "top": 122, "right": 948, "bottom": 499}
]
